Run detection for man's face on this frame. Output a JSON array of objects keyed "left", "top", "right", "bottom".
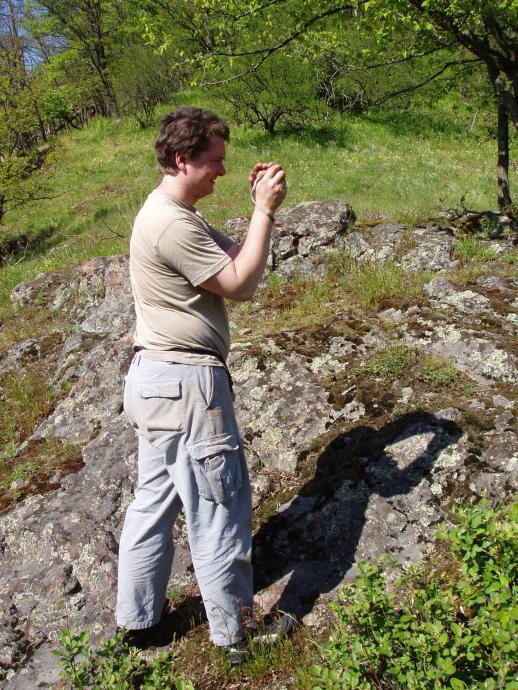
[{"left": 184, "top": 136, "right": 226, "bottom": 202}]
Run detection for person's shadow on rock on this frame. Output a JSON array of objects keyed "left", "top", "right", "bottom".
[{"left": 252, "top": 410, "right": 463, "bottom": 620}]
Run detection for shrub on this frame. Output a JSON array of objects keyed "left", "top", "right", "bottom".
[
  {"left": 53, "top": 628, "right": 194, "bottom": 689},
  {"left": 417, "top": 355, "right": 463, "bottom": 389},
  {"left": 310, "top": 500, "right": 518, "bottom": 689},
  {"left": 454, "top": 236, "right": 497, "bottom": 263},
  {"left": 359, "top": 345, "right": 413, "bottom": 380},
  {"left": 213, "top": 49, "right": 323, "bottom": 135},
  {"left": 113, "top": 44, "right": 178, "bottom": 128}
]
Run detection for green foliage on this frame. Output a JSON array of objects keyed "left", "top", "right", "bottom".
[
  {"left": 417, "top": 355, "right": 466, "bottom": 389},
  {"left": 360, "top": 345, "right": 413, "bottom": 380},
  {"left": 0, "top": 367, "right": 53, "bottom": 449},
  {"left": 0, "top": 48, "right": 53, "bottom": 225},
  {"left": 310, "top": 500, "right": 518, "bottom": 689},
  {"left": 113, "top": 44, "right": 179, "bottom": 128},
  {"left": 0, "top": 93, "right": 507, "bottom": 310},
  {"left": 213, "top": 49, "right": 323, "bottom": 134},
  {"left": 454, "top": 236, "right": 498, "bottom": 262},
  {"left": 330, "top": 258, "right": 428, "bottom": 309},
  {"left": 53, "top": 628, "right": 193, "bottom": 689},
  {"left": 0, "top": 363, "right": 82, "bottom": 510}
]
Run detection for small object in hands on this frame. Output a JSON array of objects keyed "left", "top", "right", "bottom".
[{"left": 250, "top": 172, "right": 288, "bottom": 205}]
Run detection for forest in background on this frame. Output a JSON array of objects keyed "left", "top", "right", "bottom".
[{"left": 0, "top": 0, "right": 516, "bottom": 240}]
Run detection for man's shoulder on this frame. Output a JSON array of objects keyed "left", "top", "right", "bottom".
[{"left": 133, "top": 191, "right": 204, "bottom": 239}]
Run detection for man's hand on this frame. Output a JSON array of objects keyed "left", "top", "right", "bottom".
[
  {"left": 199, "top": 162, "right": 287, "bottom": 302},
  {"left": 248, "top": 162, "right": 273, "bottom": 188},
  {"left": 250, "top": 162, "right": 287, "bottom": 214}
]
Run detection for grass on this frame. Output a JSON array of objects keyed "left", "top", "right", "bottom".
[
  {"left": 53, "top": 500, "right": 517, "bottom": 689},
  {"left": 0, "top": 89, "right": 514, "bottom": 319},
  {"left": 0, "top": 358, "right": 82, "bottom": 512},
  {"left": 230, "top": 253, "right": 431, "bottom": 343},
  {"left": 0, "top": 367, "right": 55, "bottom": 450},
  {"left": 454, "top": 235, "right": 499, "bottom": 263},
  {"left": 359, "top": 344, "right": 414, "bottom": 380},
  {"left": 54, "top": 619, "right": 320, "bottom": 689},
  {"left": 417, "top": 354, "right": 475, "bottom": 392}
]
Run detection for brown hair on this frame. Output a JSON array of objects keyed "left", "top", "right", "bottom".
[{"left": 155, "top": 106, "right": 229, "bottom": 175}]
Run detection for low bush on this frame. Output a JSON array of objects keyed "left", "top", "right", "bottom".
[
  {"left": 359, "top": 345, "right": 413, "bottom": 380},
  {"left": 310, "top": 500, "right": 517, "bottom": 689},
  {"left": 417, "top": 355, "right": 473, "bottom": 392},
  {"left": 53, "top": 628, "right": 193, "bottom": 689}
]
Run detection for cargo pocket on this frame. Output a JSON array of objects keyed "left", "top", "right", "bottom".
[
  {"left": 136, "top": 380, "right": 185, "bottom": 432},
  {"left": 187, "top": 434, "right": 243, "bottom": 504}
]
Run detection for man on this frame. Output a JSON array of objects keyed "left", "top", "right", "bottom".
[{"left": 116, "top": 106, "right": 287, "bottom": 661}]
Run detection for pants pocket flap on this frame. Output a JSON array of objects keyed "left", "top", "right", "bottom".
[
  {"left": 138, "top": 381, "right": 181, "bottom": 399},
  {"left": 187, "top": 433, "right": 239, "bottom": 460}
]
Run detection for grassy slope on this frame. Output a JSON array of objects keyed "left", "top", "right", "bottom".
[{"left": 0, "top": 92, "right": 513, "bottom": 314}]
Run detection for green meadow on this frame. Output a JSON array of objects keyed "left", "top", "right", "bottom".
[{"left": 0, "top": 92, "right": 510, "bottom": 314}]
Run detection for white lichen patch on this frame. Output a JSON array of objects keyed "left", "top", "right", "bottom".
[
  {"left": 434, "top": 324, "right": 463, "bottom": 344},
  {"left": 231, "top": 356, "right": 259, "bottom": 383},
  {"left": 443, "top": 290, "right": 490, "bottom": 313},
  {"left": 430, "top": 482, "right": 443, "bottom": 496},
  {"left": 434, "top": 446, "right": 462, "bottom": 470},
  {"left": 385, "top": 431, "right": 435, "bottom": 469},
  {"left": 249, "top": 384, "right": 268, "bottom": 400},
  {"left": 482, "top": 348, "right": 517, "bottom": 382},
  {"left": 308, "top": 354, "right": 341, "bottom": 373}
]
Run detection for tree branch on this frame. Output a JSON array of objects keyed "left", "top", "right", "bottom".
[
  {"left": 202, "top": 3, "right": 357, "bottom": 60},
  {"left": 335, "top": 40, "right": 456, "bottom": 73},
  {"left": 372, "top": 57, "right": 480, "bottom": 107}
]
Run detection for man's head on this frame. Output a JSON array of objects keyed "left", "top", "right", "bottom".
[{"left": 155, "top": 107, "right": 230, "bottom": 175}]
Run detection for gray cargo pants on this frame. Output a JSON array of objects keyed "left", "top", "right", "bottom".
[{"left": 116, "top": 354, "right": 253, "bottom": 646}]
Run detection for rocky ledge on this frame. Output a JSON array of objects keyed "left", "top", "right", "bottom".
[{"left": 0, "top": 200, "right": 517, "bottom": 688}]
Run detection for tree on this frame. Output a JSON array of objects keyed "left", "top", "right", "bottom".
[
  {"left": 112, "top": 42, "right": 178, "bottom": 128},
  {"left": 32, "top": 0, "right": 125, "bottom": 117},
  {"left": 363, "top": 1, "right": 518, "bottom": 210},
  {"left": 213, "top": 48, "right": 322, "bottom": 134},
  {"left": 142, "top": 0, "right": 517, "bottom": 211}
]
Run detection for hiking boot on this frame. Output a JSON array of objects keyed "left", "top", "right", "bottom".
[
  {"left": 221, "top": 611, "right": 297, "bottom": 665},
  {"left": 222, "top": 639, "right": 249, "bottom": 665},
  {"left": 252, "top": 611, "right": 297, "bottom": 644},
  {"left": 115, "top": 600, "right": 170, "bottom": 650}
]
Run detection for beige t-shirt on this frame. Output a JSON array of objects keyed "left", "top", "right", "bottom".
[{"left": 130, "top": 189, "right": 235, "bottom": 366}]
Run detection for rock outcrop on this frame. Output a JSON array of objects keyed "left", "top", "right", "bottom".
[{"left": 1, "top": 200, "right": 517, "bottom": 688}]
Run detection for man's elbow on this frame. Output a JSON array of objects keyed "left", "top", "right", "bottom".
[{"left": 231, "top": 286, "right": 256, "bottom": 302}]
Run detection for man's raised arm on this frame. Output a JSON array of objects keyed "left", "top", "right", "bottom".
[{"left": 200, "top": 163, "right": 286, "bottom": 302}]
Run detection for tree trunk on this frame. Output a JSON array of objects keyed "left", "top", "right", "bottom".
[{"left": 497, "top": 102, "right": 512, "bottom": 211}]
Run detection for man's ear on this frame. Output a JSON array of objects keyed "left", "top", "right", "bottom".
[{"left": 175, "top": 150, "right": 187, "bottom": 172}]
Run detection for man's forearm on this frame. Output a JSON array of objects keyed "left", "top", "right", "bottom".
[{"left": 228, "top": 208, "right": 273, "bottom": 300}]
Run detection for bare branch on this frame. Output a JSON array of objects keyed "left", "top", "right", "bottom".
[
  {"left": 4, "top": 189, "right": 67, "bottom": 209},
  {"left": 336, "top": 41, "right": 456, "bottom": 73},
  {"left": 372, "top": 57, "right": 480, "bottom": 107}
]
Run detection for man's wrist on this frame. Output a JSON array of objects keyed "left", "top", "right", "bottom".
[{"left": 254, "top": 204, "right": 275, "bottom": 223}]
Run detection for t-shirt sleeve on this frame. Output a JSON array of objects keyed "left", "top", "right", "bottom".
[
  {"left": 156, "top": 215, "right": 232, "bottom": 286},
  {"left": 209, "top": 225, "right": 238, "bottom": 253}
]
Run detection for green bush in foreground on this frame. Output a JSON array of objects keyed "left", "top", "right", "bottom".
[
  {"left": 53, "top": 628, "right": 193, "bottom": 689},
  {"left": 310, "top": 500, "right": 517, "bottom": 689}
]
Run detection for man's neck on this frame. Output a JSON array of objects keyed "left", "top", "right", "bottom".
[{"left": 157, "top": 174, "right": 197, "bottom": 208}]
